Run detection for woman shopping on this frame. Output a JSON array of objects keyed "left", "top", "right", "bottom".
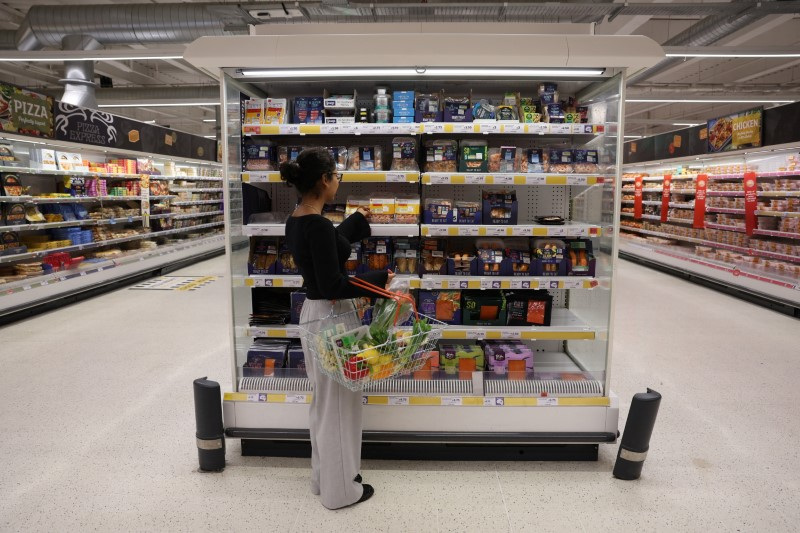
[{"left": 282, "top": 147, "right": 391, "bottom": 509}]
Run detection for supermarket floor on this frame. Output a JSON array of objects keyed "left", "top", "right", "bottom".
[{"left": 1, "top": 256, "right": 799, "bottom": 533}]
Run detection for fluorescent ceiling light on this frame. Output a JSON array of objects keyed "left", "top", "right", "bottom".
[
  {"left": 240, "top": 67, "right": 606, "bottom": 78},
  {"left": 673, "top": 122, "right": 701, "bottom": 126},
  {"left": 627, "top": 99, "right": 794, "bottom": 104},
  {"left": 0, "top": 55, "right": 183, "bottom": 62},
  {"left": 144, "top": 120, "right": 157, "bottom": 124},
  {"left": 202, "top": 119, "right": 217, "bottom": 122},
  {"left": 203, "top": 135, "right": 217, "bottom": 139},
  {"left": 624, "top": 135, "right": 643, "bottom": 139},
  {"left": 665, "top": 52, "right": 800, "bottom": 58},
  {"left": 98, "top": 102, "right": 220, "bottom": 108}
]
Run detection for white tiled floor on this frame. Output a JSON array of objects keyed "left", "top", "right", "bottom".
[{"left": 1, "top": 256, "right": 799, "bottom": 532}]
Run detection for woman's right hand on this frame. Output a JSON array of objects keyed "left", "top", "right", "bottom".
[
  {"left": 357, "top": 206, "right": 370, "bottom": 218},
  {"left": 385, "top": 269, "right": 395, "bottom": 288}
]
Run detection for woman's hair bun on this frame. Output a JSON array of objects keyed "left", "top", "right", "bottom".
[{"left": 279, "top": 161, "right": 302, "bottom": 185}]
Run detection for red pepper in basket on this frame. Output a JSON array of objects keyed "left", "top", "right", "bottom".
[{"left": 344, "top": 356, "right": 369, "bottom": 381}]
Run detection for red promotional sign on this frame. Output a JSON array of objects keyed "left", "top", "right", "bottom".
[
  {"left": 693, "top": 174, "right": 708, "bottom": 229},
  {"left": 634, "top": 175, "right": 644, "bottom": 220},
  {"left": 743, "top": 171, "right": 758, "bottom": 235},
  {"left": 660, "top": 174, "right": 672, "bottom": 222}
]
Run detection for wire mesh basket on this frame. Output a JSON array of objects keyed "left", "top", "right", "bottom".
[{"left": 300, "top": 279, "right": 445, "bottom": 391}]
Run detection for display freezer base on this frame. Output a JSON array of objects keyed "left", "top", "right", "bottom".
[
  {"left": 619, "top": 239, "right": 800, "bottom": 316},
  {"left": 0, "top": 234, "right": 224, "bottom": 322}
]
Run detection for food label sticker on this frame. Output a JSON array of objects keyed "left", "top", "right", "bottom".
[
  {"left": 286, "top": 394, "right": 307, "bottom": 404},
  {"left": 467, "top": 330, "right": 487, "bottom": 340},
  {"left": 483, "top": 397, "right": 498, "bottom": 406},
  {"left": 426, "top": 226, "right": 448, "bottom": 236},
  {"left": 320, "top": 124, "right": 338, "bottom": 134},
  {"left": 538, "top": 397, "right": 559, "bottom": 406},
  {"left": 563, "top": 279, "right": 583, "bottom": 289},
  {"left": 479, "top": 123, "right": 500, "bottom": 133},
  {"left": 503, "top": 123, "right": 525, "bottom": 134},
  {"left": 458, "top": 226, "right": 480, "bottom": 236},
  {"left": 527, "top": 175, "right": 547, "bottom": 185},
  {"left": 566, "top": 176, "right": 586, "bottom": 186},
  {"left": 429, "top": 174, "right": 451, "bottom": 184},
  {"left": 281, "top": 125, "right": 300, "bottom": 135},
  {"left": 486, "top": 226, "right": 507, "bottom": 236},
  {"left": 527, "top": 123, "right": 547, "bottom": 135},
  {"left": 465, "top": 175, "right": 485, "bottom": 184},
  {"left": 424, "top": 123, "right": 445, "bottom": 134},
  {"left": 442, "top": 396, "right": 463, "bottom": 406},
  {"left": 494, "top": 175, "right": 514, "bottom": 185},
  {"left": 389, "top": 396, "right": 409, "bottom": 406},
  {"left": 283, "top": 278, "right": 302, "bottom": 287},
  {"left": 510, "top": 280, "right": 532, "bottom": 289},
  {"left": 453, "top": 123, "right": 474, "bottom": 134},
  {"left": 551, "top": 124, "right": 572, "bottom": 135},
  {"left": 385, "top": 172, "right": 408, "bottom": 183}
]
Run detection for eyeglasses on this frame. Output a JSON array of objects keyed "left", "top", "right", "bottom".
[{"left": 330, "top": 171, "right": 343, "bottom": 182}]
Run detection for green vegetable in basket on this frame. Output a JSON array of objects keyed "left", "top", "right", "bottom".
[
  {"left": 399, "top": 317, "right": 432, "bottom": 365},
  {"left": 370, "top": 297, "right": 412, "bottom": 341}
]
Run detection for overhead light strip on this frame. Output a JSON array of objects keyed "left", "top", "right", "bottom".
[
  {"left": 627, "top": 99, "right": 794, "bottom": 104},
  {"left": 665, "top": 52, "right": 800, "bottom": 58},
  {"left": 97, "top": 102, "right": 221, "bottom": 108},
  {"left": 240, "top": 67, "right": 606, "bottom": 78},
  {"left": 0, "top": 55, "right": 183, "bottom": 62}
]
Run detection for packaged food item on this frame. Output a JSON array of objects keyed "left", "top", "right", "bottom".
[
  {"left": 421, "top": 238, "right": 447, "bottom": 274},
  {"left": 326, "top": 146, "right": 348, "bottom": 171},
  {"left": 40, "top": 149, "right": 57, "bottom": 171},
  {"left": 424, "top": 139, "right": 458, "bottom": 172},
  {"left": 504, "top": 237, "right": 531, "bottom": 275},
  {"left": 324, "top": 91, "right": 356, "bottom": 109},
  {"left": 415, "top": 93, "right": 441, "bottom": 122},
  {"left": 424, "top": 198, "right": 452, "bottom": 224},
  {"left": 368, "top": 196, "right": 396, "bottom": 224},
  {"left": 544, "top": 103, "right": 563, "bottom": 123},
  {"left": 394, "top": 194, "right": 420, "bottom": 224},
  {"left": 576, "top": 105, "right": 589, "bottom": 123},
  {"left": 347, "top": 146, "right": 383, "bottom": 171},
  {"left": 444, "top": 96, "right": 472, "bottom": 122},
  {"left": 419, "top": 291, "right": 462, "bottom": 325},
  {"left": 567, "top": 239, "right": 595, "bottom": 276},
  {"left": 488, "top": 146, "right": 520, "bottom": 173},
  {"left": 495, "top": 105, "right": 519, "bottom": 122},
  {"left": 539, "top": 82, "right": 558, "bottom": 95},
  {"left": 277, "top": 238, "right": 299, "bottom": 275},
  {"left": 1, "top": 174, "right": 23, "bottom": 196},
  {"left": 482, "top": 190, "right": 518, "bottom": 225},
  {"left": 446, "top": 238, "right": 475, "bottom": 275},
  {"left": 476, "top": 238, "right": 504, "bottom": 275},
  {"left": 390, "top": 137, "right": 418, "bottom": 171},
  {"left": 573, "top": 150, "right": 599, "bottom": 173},
  {"left": 459, "top": 140, "right": 488, "bottom": 173},
  {"left": 472, "top": 99, "right": 495, "bottom": 121},
  {"left": 519, "top": 149, "right": 548, "bottom": 173},
  {"left": 248, "top": 237, "right": 278, "bottom": 274},
  {"left": 0, "top": 230, "right": 23, "bottom": 253},
  {"left": 263, "top": 98, "right": 288, "bottom": 124},
  {"left": 293, "top": 96, "right": 324, "bottom": 124},
  {"left": 2, "top": 203, "right": 25, "bottom": 226},
  {"left": 505, "top": 290, "right": 552, "bottom": 326},
  {"left": 244, "top": 99, "right": 263, "bottom": 124},
  {"left": 322, "top": 203, "right": 346, "bottom": 224},
  {"left": 482, "top": 340, "right": 534, "bottom": 374},
  {"left": 535, "top": 216, "right": 565, "bottom": 225},
  {"left": 391, "top": 91, "right": 414, "bottom": 121},
  {"left": 363, "top": 237, "right": 391, "bottom": 271},
  {"left": 345, "top": 196, "right": 370, "bottom": 217},
  {"left": 278, "top": 146, "right": 305, "bottom": 164},
  {"left": 242, "top": 143, "right": 275, "bottom": 171},
  {"left": 0, "top": 145, "right": 15, "bottom": 162},
  {"left": 392, "top": 237, "right": 419, "bottom": 274},
  {"left": 439, "top": 344, "right": 484, "bottom": 375},
  {"left": 548, "top": 149, "right": 574, "bottom": 174},
  {"left": 324, "top": 110, "right": 356, "bottom": 124},
  {"left": 345, "top": 242, "right": 363, "bottom": 275},
  {"left": 453, "top": 201, "right": 481, "bottom": 224},
  {"left": 462, "top": 290, "right": 507, "bottom": 326}
]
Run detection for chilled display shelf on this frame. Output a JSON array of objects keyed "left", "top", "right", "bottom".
[
  {"left": 170, "top": 187, "right": 224, "bottom": 193},
  {"left": 670, "top": 203, "right": 695, "bottom": 209},
  {"left": 421, "top": 173, "right": 606, "bottom": 186},
  {"left": 707, "top": 207, "right": 745, "bottom": 214},
  {"left": 0, "top": 216, "right": 144, "bottom": 232},
  {"left": 750, "top": 249, "right": 800, "bottom": 264},
  {"left": 620, "top": 226, "right": 752, "bottom": 254},
  {"left": 410, "top": 275, "right": 599, "bottom": 290},
  {"left": 621, "top": 213, "right": 660, "bottom": 221},
  {"left": 241, "top": 170, "right": 419, "bottom": 183},
  {"left": 421, "top": 223, "right": 601, "bottom": 238},
  {"left": 242, "top": 122, "right": 605, "bottom": 136},
  {"left": 172, "top": 199, "right": 223, "bottom": 206},
  {"left": 704, "top": 222, "right": 746, "bottom": 233},
  {"left": 708, "top": 191, "right": 800, "bottom": 198},
  {"left": 621, "top": 200, "right": 661, "bottom": 206},
  {"left": 158, "top": 176, "right": 223, "bottom": 181},
  {"left": 621, "top": 175, "right": 695, "bottom": 182},
  {"left": 755, "top": 210, "right": 800, "bottom": 218},
  {"left": 241, "top": 325, "right": 300, "bottom": 338},
  {"left": 752, "top": 229, "right": 800, "bottom": 240},
  {"left": 0, "top": 195, "right": 173, "bottom": 204},
  {"left": 241, "top": 223, "right": 419, "bottom": 237},
  {"left": 0, "top": 221, "right": 224, "bottom": 264},
  {"left": 171, "top": 210, "right": 224, "bottom": 220},
  {"left": 622, "top": 172, "right": 800, "bottom": 183}
]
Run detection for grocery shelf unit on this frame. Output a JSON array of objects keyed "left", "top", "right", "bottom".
[
  {"left": 620, "top": 142, "right": 800, "bottom": 314},
  {"left": 0, "top": 131, "right": 224, "bottom": 320},
  {"left": 185, "top": 29, "right": 662, "bottom": 457}
]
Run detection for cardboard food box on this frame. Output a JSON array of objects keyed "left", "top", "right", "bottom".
[
  {"left": 462, "top": 290, "right": 506, "bottom": 326},
  {"left": 418, "top": 290, "right": 461, "bottom": 325}
]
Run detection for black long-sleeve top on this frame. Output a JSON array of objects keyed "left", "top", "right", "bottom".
[{"left": 285, "top": 211, "right": 388, "bottom": 300}]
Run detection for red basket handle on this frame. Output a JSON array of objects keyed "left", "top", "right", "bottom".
[{"left": 349, "top": 276, "right": 419, "bottom": 324}]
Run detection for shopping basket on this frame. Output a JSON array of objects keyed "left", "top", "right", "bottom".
[{"left": 299, "top": 277, "right": 445, "bottom": 391}]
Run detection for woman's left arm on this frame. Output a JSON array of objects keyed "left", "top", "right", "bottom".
[{"left": 337, "top": 210, "right": 371, "bottom": 243}]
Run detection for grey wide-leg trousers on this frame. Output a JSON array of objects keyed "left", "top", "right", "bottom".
[{"left": 299, "top": 298, "right": 365, "bottom": 509}]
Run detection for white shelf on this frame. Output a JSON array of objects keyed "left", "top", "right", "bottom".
[
  {"left": 755, "top": 210, "right": 800, "bottom": 218},
  {"left": 621, "top": 213, "right": 661, "bottom": 221},
  {"left": 752, "top": 228, "right": 800, "bottom": 240},
  {"left": 421, "top": 173, "right": 606, "bottom": 186},
  {"left": 420, "top": 223, "right": 601, "bottom": 238},
  {"left": 241, "top": 223, "right": 419, "bottom": 237},
  {"left": 411, "top": 275, "right": 599, "bottom": 290},
  {"left": 171, "top": 199, "right": 223, "bottom": 206},
  {"left": 170, "top": 210, "right": 224, "bottom": 220},
  {"left": 620, "top": 226, "right": 751, "bottom": 253},
  {"left": 242, "top": 170, "right": 419, "bottom": 183},
  {"left": 240, "top": 275, "right": 303, "bottom": 288},
  {"left": 706, "top": 207, "right": 744, "bottom": 214},
  {"left": 242, "top": 122, "right": 606, "bottom": 136},
  {"left": 0, "top": 216, "right": 143, "bottom": 233},
  {"left": 704, "top": 222, "right": 746, "bottom": 233},
  {"left": 170, "top": 187, "right": 224, "bottom": 193}
]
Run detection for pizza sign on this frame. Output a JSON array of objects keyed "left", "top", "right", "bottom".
[
  {"left": 707, "top": 107, "right": 762, "bottom": 153},
  {"left": 0, "top": 82, "right": 54, "bottom": 137}
]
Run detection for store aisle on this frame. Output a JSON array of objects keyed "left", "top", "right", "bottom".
[{"left": 1, "top": 257, "right": 798, "bottom": 532}]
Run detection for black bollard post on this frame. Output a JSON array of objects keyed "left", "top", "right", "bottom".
[
  {"left": 193, "top": 377, "right": 225, "bottom": 472},
  {"left": 613, "top": 388, "right": 661, "bottom": 480}
]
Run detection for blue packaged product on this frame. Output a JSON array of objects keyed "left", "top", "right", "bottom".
[
  {"left": 392, "top": 102, "right": 415, "bottom": 116},
  {"left": 287, "top": 344, "right": 306, "bottom": 369},
  {"left": 392, "top": 116, "right": 415, "bottom": 123},
  {"left": 290, "top": 290, "right": 306, "bottom": 325},
  {"left": 393, "top": 91, "right": 415, "bottom": 102}
]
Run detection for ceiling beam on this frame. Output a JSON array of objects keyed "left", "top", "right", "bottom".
[
  {"left": 0, "top": 63, "right": 61, "bottom": 86},
  {"left": 737, "top": 58, "right": 800, "bottom": 83}
]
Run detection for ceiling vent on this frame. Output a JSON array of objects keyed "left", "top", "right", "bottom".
[{"left": 248, "top": 7, "right": 305, "bottom": 21}]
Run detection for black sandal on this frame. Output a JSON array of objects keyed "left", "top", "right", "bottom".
[{"left": 354, "top": 474, "right": 362, "bottom": 483}]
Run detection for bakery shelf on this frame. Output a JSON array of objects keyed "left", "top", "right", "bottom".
[
  {"left": 707, "top": 207, "right": 745, "bottom": 214},
  {"left": 667, "top": 218, "right": 694, "bottom": 225},
  {"left": 706, "top": 191, "right": 744, "bottom": 197},
  {"left": 620, "top": 226, "right": 751, "bottom": 254},
  {"left": 754, "top": 210, "right": 800, "bottom": 218},
  {"left": 433, "top": 309, "right": 596, "bottom": 341},
  {"left": 170, "top": 187, "right": 224, "bottom": 193},
  {"left": 241, "top": 170, "right": 419, "bottom": 183},
  {"left": 410, "top": 275, "right": 599, "bottom": 290},
  {"left": 421, "top": 223, "right": 601, "bottom": 238},
  {"left": 669, "top": 202, "right": 695, "bottom": 209},
  {"left": 621, "top": 213, "right": 661, "bottom": 221},
  {"left": 704, "top": 222, "right": 746, "bottom": 233},
  {"left": 0, "top": 216, "right": 144, "bottom": 233},
  {"left": 421, "top": 172, "right": 606, "bottom": 186},
  {"left": 758, "top": 191, "right": 800, "bottom": 197},
  {"left": 750, "top": 250, "right": 800, "bottom": 264},
  {"left": 621, "top": 200, "right": 661, "bottom": 206},
  {"left": 752, "top": 229, "right": 800, "bottom": 240},
  {"left": 171, "top": 199, "right": 223, "bottom": 206},
  {"left": 0, "top": 221, "right": 224, "bottom": 264},
  {"left": 241, "top": 122, "right": 606, "bottom": 137},
  {"left": 240, "top": 275, "right": 304, "bottom": 288},
  {"left": 170, "top": 210, "right": 225, "bottom": 220}
]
